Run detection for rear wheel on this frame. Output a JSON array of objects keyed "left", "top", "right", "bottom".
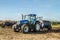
[
  {"left": 21, "top": 24, "right": 29, "bottom": 33},
  {"left": 35, "top": 23, "right": 40, "bottom": 32}
]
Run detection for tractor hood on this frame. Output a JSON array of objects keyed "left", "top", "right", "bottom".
[{"left": 20, "top": 20, "right": 29, "bottom": 24}]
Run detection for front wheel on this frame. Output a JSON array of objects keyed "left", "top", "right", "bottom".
[
  {"left": 12, "top": 25, "right": 20, "bottom": 32},
  {"left": 35, "top": 23, "right": 40, "bottom": 32},
  {"left": 21, "top": 24, "right": 29, "bottom": 33}
]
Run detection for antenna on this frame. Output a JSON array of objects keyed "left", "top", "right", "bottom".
[{"left": 22, "top": 14, "right": 23, "bottom": 20}]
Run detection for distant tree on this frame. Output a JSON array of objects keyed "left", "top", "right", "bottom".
[{"left": 51, "top": 21, "right": 60, "bottom": 25}]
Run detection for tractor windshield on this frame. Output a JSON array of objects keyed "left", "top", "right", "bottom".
[
  {"left": 25, "top": 16, "right": 29, "bottom": 20},
  {"left": 23, "top": 15, "right": 29, "bottom": 20},
  {"left": 24, "top": 16, "right": 36, "bottom": 20},
  {"left": 30, "top": 16, "right": 36, "bottom": 21}
]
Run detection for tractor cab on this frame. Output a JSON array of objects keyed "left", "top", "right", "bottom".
[{"left": 20, "top": 14, "right": 36, "bottom": 24}]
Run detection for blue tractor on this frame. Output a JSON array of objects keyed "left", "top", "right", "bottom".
[{"left": 12, "top": 14, "right": 41, "bottom": 33}]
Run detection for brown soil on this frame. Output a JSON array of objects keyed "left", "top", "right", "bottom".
[{"left": 0, "top": 27, "right": 60, "bottom": 40}]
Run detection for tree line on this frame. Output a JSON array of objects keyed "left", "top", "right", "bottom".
[{"left": 51, "top": 21, "right": 60, "bottom": 25}]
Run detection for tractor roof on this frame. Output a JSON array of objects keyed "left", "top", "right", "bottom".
[
  {"left": 22, "top": 14, "right": 36, "bottom": 16},
  {"left": 28, "top": 14, "right": 36, "bottom": 16}
]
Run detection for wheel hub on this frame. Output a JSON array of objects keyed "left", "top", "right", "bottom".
[{"left": 24, "top": 26, "right": 29, "bottom": 32}]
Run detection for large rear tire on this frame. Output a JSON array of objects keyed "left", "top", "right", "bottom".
[
  {"left": 35, "top": 23, "right": 40, "bottom": 32},
  {"left": 21, "top": 24, "right": 29, "bottom": 33}
]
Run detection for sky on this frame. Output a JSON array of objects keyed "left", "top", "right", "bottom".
[{"left": 0, "top": 0, "right": 60, "bottom": 21}]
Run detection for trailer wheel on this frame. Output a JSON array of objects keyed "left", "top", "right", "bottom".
[
  {"left": 21, "top": 24, "right": 29, "bottom": 33},
  {"left": 35, "top": 23, "right": 40, "bottom": 32},
  {"left": 12, "top": 25, "right": 20, "bottom": 32}
]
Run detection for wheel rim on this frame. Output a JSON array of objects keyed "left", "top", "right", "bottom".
[
  {"left": 36, "top": 24, "right": 40, "bottom": 31},
  {"left": 24, "top": 26, "right": 29, "bottom": 32},
  {"left": 12, "top": 25, "right": 19, "bottom": 32},
  {"left": 12, "top": 24, "right": 16, "bottom": 29},
  {"left": 12, "top": 25, "right": 15, "bottom": 30}
]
